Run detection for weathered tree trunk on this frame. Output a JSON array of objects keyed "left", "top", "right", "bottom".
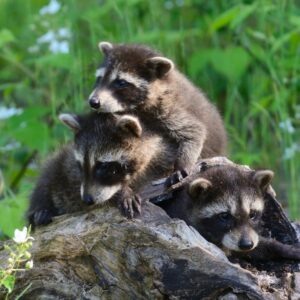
[{"left": 0, "top": 157, "right": 299, "bottom": 299}]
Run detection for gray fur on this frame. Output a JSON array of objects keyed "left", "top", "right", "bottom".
[
  {"left": 28, "top": 112, "right": 177, "bottom": 226},
  {"left": 27, "top": 145, "right": 83, "bottom": 226},
  {"left": 159, "top": 165, "right": 300, "bottom": 261},
  {"left": 89, "top": 43, "right": 227, "bottom": 172}
]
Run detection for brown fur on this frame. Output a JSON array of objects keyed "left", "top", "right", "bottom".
[
  {"left": 158, "top": 165, "right": 300, "bottom": 261},
  {"left": 27, "top": 112, "right": 176, "bottom": 226},
  {"left": 90, "top": 43, "right": 227, "bottom": 172}
]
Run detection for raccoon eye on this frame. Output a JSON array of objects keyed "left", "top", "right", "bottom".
[
  {"left": 112, "top": 79, "right": 130, "bottom": 89},
  {"left": 249, "top": 210, "right": 260, "bottom": 220},
  {"left": 217, "top": 212, "right": 232, "bottom": 222}
]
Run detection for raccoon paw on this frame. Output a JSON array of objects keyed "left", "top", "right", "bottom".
[
  {"left": 165, "top": 169, "right": 189, "bottom": 187},
  {"left": 33, "top": 209, "right": 53, "bottom": 226},
  {"left": 120, "top": 193, "right": 142, "bottom": 219}
]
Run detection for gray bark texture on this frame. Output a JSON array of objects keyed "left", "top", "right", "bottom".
[{"left": 0, "top": 157, "right": 299, "bottom": 300}]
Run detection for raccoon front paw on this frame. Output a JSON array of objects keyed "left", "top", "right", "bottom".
[
  {"left": 165, "top": 169, "right": 189, "bottom": 187},
  {"left": 119, "top": 190, "right": 142, "bottom": 219},
  {"left": 33, "top": 209, "right": 53, "bottom": 226}
]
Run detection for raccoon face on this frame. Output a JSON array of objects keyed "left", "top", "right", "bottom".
[
  {"left": 60, "top": 113, "right": 161, "bottom": 205},
  {"left": 60, "top": 113, "right": 148, "bottom": 205},
  {"left": 187, "top": 168, "right": 274, "bottom": 253},
  {"left": 88, "top": 41, "right": 174, "bottom": 112},
  {"left": 74, "top": 150, "right": 137, "bottom": 205}
]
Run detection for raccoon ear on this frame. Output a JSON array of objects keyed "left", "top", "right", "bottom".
[
  {"left": 59, "top": 114, "right": 81, "bottom": 133},
  {"left": 117, "top": 115, "right": 142, "bottom": 138},
  {"left": 146, "top": 56, "right": 174, "bottom": 78},
  {"left": 253, "top": 170, "right": 274, "bottom": 192},
  {"left": 98, "top": 41, "right": 113, "bottom": 55},
  {"left": 188, "top": 178, "right": 212, "bottom": 199}
]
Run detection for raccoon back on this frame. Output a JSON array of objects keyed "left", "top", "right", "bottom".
[{"left": 27, "top": 144, "right": 83, "bottom": 223}]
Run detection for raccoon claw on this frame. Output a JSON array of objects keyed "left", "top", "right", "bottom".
[
  {"left": 165, "top": 169, "right": 189, "bottom": 187},
  {"left": 120, "top": 193, "right": 142, "bottom": 219},
  {"left": 33, "top": 209, "right": 53, "bottom": 226}
]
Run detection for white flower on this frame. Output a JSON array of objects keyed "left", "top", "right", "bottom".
[
  {"left": 283, "top": 143, "right": 300, "bottom": 160},
  {"left": 13, "top": 227, "right": 34, "bottom": 244},
  {"left": 39, "top": 0, "right": 61, "bottom": 15},
  {"left": 58, "top": 28, "right": 71, "bottom": 38},
  {"left": 25, "top": 260, "right": 34, "bottom": 269},
  {"left": 0, "top": 142, "right": 21, "bottom": 152},
  {"left": 49, "top": 40, "right": 69, "bottom": 54},
  {"left": 0, "top": 107, "right": 23, "bottom": 120},
  {"left": 37, "top": 30, "right": 56, "bottom": 44},
  {"left": 279, "top": 118, "right": 295, "bottom": 134},
  {"left": 13, "top": 227, "right": 28, "bottom": 244}
]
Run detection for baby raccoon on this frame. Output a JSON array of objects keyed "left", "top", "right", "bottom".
[
  {"left": 27, "top": 112, "right": 175, "bottom": 226},
  {"left": 88, "top": 42, "right": 227, "bottom": 178},
  {"left": 161, "top": 166, "right": 300, "bottom": 260}
]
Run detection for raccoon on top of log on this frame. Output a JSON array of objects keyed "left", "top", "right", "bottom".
[
  {"left": 27, "top": 113, "right": 177, "bottom": 226},
  {"left": 88, "top": 42, "right": 227, "bottom": 183},
  {"left": 157, "top": 164, "right": 300, "bottom": 262}
]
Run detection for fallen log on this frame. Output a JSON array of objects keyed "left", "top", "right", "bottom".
[{"left": 0, "top": 157, "right": 299, "bottom": 299}]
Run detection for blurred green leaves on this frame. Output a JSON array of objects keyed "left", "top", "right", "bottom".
[
  {"left": 209, "top": 3, "right": 257, "bottom": 32},
  {"left": 189, "top": 47, "right": 251, "bottom": 82},
  {"left": 34, "top": 53, "right": 72, "bottom": 69},
  {"left": 0, "top": 29, "right": 15, "bottom": 47},
  {"left": 0, "top": 190, "right": 28, "bottom": 237},
  {"left": 1, "top": 107, "right": 51, "bottom": 154}
]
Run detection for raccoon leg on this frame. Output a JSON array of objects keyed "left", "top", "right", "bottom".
[
  {"left": 33, "top": 210, "right": 54, "bottom": 226},
  {"left": 171, "top": 118, "right": 206, "bottom": 173},
  {"left": 167, "top": 132, "right": 205, "bottom": 187},
  {"left": 118, "top": 186, "right": 142, "bottom": 219},
  {"left": 27, "top": 186, "right": 57, "bottom": 227},
  {"left": 257, "top": 237, "right": 300, "bottom": 260},
  {"left": 165, "top": 169, "right": 188, "bottom": 187},
  {"left": 174, "top": 137, "right": 205, "bottom": 172}
]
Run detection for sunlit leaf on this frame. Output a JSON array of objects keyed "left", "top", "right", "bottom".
[
  {"left": 0, "top": 191, "right": 28, "bottom": 237},
  {"left": 2, "top": 274, "right": 15, "bottom": 293},
  {"left": 210, "top": 47, "right": 251, "bottom": 82},
  {"left": 188, "top": 49, "right": 212, "bottom": 78},
  {"left": 0, "top": 29, "right": 15, "bottom": 47},
  {"left": 209, "top": 5, "right": 240, "bottom": 32},
  {"left": 230, "top": 3, "right": 257, "bottom": 29}
]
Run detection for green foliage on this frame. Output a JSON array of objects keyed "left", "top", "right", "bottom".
[
  {"left": 0, "top": 227, "right": 33, "bottom": 298},
  {"left": 0, "top": 189, "right": 29, "bottom": 237},
  {"left": 0, "top": 0, "right": 299, "bottom": 234}
]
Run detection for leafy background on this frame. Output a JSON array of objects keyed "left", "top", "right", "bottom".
[{"left": 0, "top": 0, "right": 299, "bottom": 238}]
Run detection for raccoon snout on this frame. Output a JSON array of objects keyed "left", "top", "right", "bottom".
[
  {"left": 89, "top": 97, "right": 100, "bottom": 109},
  {"left": 83, "top": 194, "right": 94, "bottom": 205},
  {"left": 238, "top": 237, "right": 254, "bottom": 251}
]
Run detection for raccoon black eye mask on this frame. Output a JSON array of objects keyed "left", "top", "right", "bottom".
[{"left": 93, "top": 161, "right": 134, "bottom": 185}]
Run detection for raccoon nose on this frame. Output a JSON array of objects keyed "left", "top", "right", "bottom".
[
  {"left": 83, "top": 194, "right": 94, "bottom": 205},
  {"left": 89, "top": 97, "right": 100, "bottom": 109},
  {"left": 238, "top": 238, "right": 254, "bottom": 251}
]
